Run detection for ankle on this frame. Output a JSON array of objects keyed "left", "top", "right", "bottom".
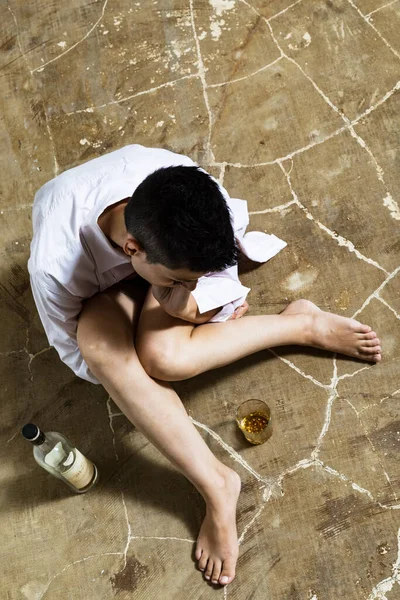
[
  {"left": 289, "top": 311, "right": 315, "bottom": 346},
  {"left": 201, "top": 467, "right": 241, "bottom": 509}
]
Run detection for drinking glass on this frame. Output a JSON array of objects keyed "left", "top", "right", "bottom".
[{"left": 236, "top": 399, "right": 272, "bottom": 445}]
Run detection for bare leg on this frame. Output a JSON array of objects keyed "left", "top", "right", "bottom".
[
  {"left": 77, "top": 282, "right": 240, "bottom": 586},
  {"left": 136, "top": 292, "right": 382, "bottom": 381}
]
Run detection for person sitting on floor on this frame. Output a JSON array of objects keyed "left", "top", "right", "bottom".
[{"left": 28, "top": 144, "right": 381, "bottom": 586}]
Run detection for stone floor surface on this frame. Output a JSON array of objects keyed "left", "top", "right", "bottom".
[{"left": 1, "top": 0, "right": 400, "bottom": 598}]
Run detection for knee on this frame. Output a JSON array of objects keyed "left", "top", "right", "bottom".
[{"left": 137, "top": 341, "right": 195, "bottom": 381}]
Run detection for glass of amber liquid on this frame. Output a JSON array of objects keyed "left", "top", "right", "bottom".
[{"left": 236, "top": 399, "right": 272, "bottom": 445}]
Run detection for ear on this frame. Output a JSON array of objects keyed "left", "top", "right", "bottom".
[{"left": 123, "top": 235, "right": 143, "bottom": 257}]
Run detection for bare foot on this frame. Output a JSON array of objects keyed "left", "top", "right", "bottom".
[
  {"left": 195, "top": 469, "right": 241, "bottom": 586},
  {"left": 282, "top": 299, "right": 382, "bottom": 362}
]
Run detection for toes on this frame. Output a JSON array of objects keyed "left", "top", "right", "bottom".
[
  {"left": 204, "top": 560, "right": 214, "bottom": 581},
  {"left": 354, "top": 322, "right": 372, "bottom": 333},
  {"left": 195, "top": 547, "right": 202, "bottom": 562},
  {"left": 361, "top": 346, "right": 381, "bottom": 355},
  {"left": 362, "top": 338, "right": 381, "bottom": 348},
  {"left": 361, "top": 331, "right": 378, "bottom": 340},
  {"left": 198, "top": 552, "right": 208, "bottom": 572},
  {"left": 359, "top": 351, "right": 381, "bottom": 363},
  {"left": 362, "top": 325, "right": 372, "bottom": 333},
  {"left": 219, "top": 558, "right": 236, "bottom": 586},
  {"left": 211, "top": 560, "right": 222, "bottom": 584}
]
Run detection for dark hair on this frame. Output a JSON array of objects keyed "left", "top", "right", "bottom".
[{"left": 124, "top": 166, "right": 237, "bottom": 272}]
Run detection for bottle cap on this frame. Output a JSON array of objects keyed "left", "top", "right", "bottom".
[{"left": 22, "top": 423, "right": 45, "bottom": 444}]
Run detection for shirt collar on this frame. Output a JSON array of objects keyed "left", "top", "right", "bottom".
[{"left": 80, "top": 179, "right": 134, "bottom": 273}]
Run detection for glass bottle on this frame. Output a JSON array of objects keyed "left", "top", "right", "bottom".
[{"left": 22, "top": 423, "right": 98, "bottom": 494}]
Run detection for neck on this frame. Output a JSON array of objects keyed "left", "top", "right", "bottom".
[{"left": 98, "top": 199, "right": 129, "bottom": 250}]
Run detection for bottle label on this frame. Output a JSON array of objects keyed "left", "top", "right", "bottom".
[{"left": 62, "top": 448, "right": 95, "bottom": 489}]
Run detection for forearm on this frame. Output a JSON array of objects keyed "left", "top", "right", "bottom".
[
  {"left": 152, "top": 284, "right": 221, "bottom": 324},
  {"left": 164, "top": 294, "right": 221, "bottom": 324}
]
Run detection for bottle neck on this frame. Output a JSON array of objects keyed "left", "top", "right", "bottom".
[
  {"left": 31, "top": 430, "right": 46, "bottom": 445},
  {"left": 34, "top": 433, "right": 64, "bottom": 457}
]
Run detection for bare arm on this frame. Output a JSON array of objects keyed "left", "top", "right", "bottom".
[
  {"left": 152, "top": 285, "right": 248, "bottom": 324},
  {"left": 177, "top": 293, "right": 222, "bottom": 324},
  {"left": 152, "top": 284, "right": 220, "bottom": 324}
]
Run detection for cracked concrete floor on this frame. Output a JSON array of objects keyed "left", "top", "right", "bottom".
[{"left": 1, "top": 0, "right": 400, "bottom": 598}]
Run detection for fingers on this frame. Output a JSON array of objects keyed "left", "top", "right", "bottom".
[
  {"left": 232, "top": 301, "right": 249, "bottom": 320},
  {"left": 227, "top": 301, "right": 250, "bottom": 321},
  {"left": 237, "top": 301, "right": 249, "bottom": 318}
]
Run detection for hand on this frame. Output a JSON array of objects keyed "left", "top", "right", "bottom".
[
  {"left": 228, "top": 301, "right": 249, "bottom": 320},
  {"left": 152, "top": 284, "right": 192, "bottom": 318}
]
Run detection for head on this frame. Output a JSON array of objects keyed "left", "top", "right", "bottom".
[{"left": 123, "top": 166, "right": 237, "bottom": 288}]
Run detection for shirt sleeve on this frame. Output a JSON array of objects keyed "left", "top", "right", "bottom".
[
  {"left": 191, "top": 175, "right": 287, "bottom": 323},
  {"left": 30, "top": 272, "right": 101, "bottom": 385}
]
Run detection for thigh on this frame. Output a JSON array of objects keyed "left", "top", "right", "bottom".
[{"left": 77, "top": 277, "right": 149, "bottom": 363}]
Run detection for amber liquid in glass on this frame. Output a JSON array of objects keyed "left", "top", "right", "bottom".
[
  {"left": 239, "top": 411, "right": 270, "bottom": 434},
  {"left": 237, "top": 400, "right": 272, "bottom": 445}
]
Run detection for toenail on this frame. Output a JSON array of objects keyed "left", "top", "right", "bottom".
[
  {"left": 205, "top": 575, "right": 210, "bottom": 580},
  {"left": 220, "top": 576, "right": 229, "bottom": 584}
]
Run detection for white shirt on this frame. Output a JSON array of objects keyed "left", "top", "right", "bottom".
[{"left": 28, "top": 145, "right": 286, "bottom": 384}]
